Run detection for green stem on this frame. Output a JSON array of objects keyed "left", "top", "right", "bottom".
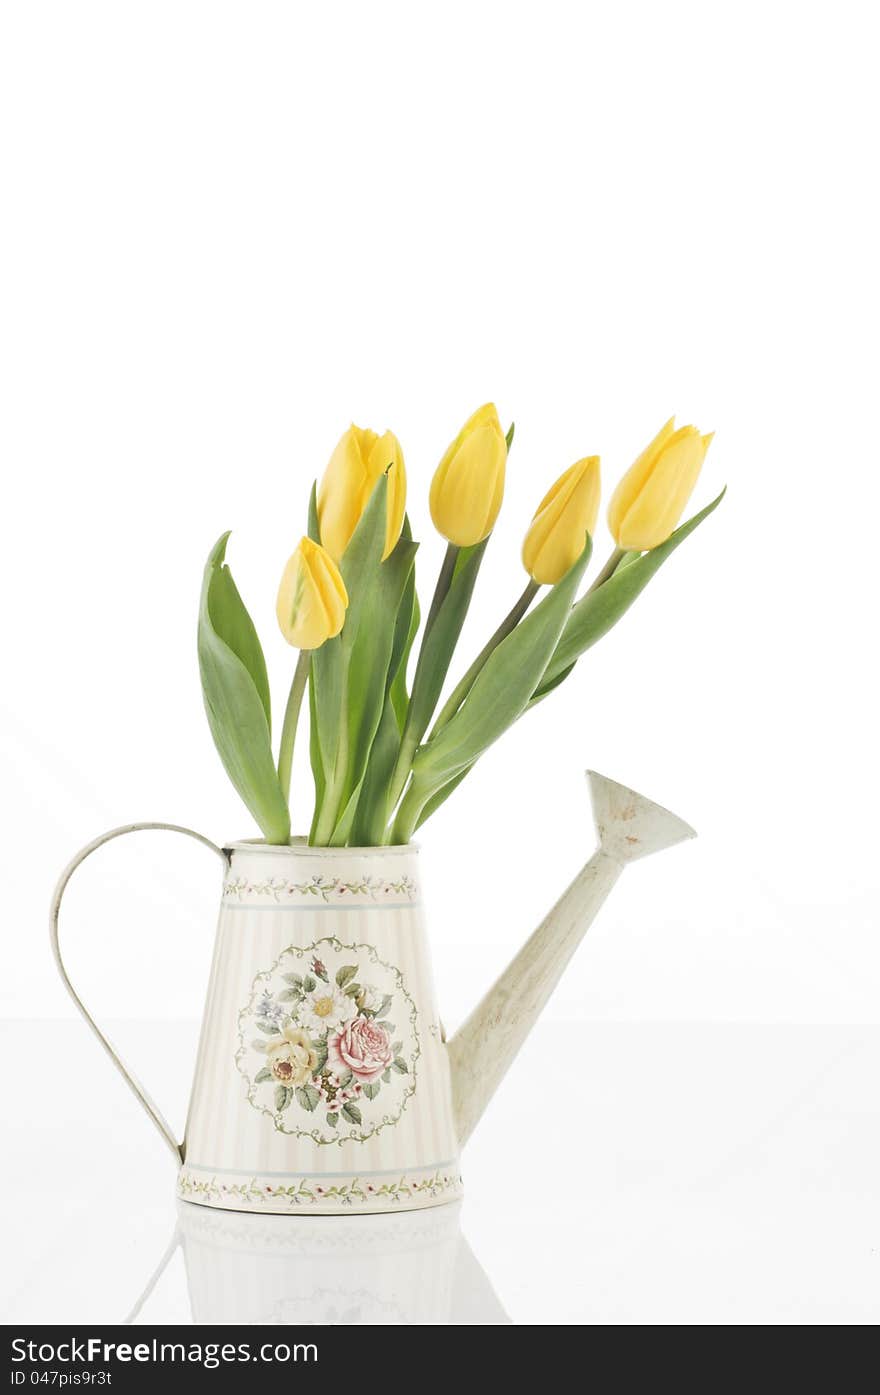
[
  {"left": 312, "top": 675, "right": 350, "bottom": 846},
  {"left": 391, "top": 775, "right": 432, "bottom": 846},
  {"left": 313, "top": 772, "right": 343, "bottom": 846},
  {"left": 385, "top": 541, "right": 460, "bottom": 820},
  {"left": 422, "top": 541, "right": 459, "bottom": 634},
  {"left": 587, "top": 546, "right": 626, "bottom": 593},
  {"left": 429, "top": 578, "right": 540, "bottom": 737},
  {"left": 277, "top": 651, "right": 311, "bottom": 808}
]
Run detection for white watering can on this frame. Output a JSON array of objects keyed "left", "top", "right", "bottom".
[{"left": 50, "top": 772, "right": 694, "bottom": 1215}]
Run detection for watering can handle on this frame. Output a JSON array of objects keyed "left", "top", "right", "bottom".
[{"left": 49, "top": 822, "right": 227, "bottom": 1166}]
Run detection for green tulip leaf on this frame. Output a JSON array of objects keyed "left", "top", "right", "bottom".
[
  {"left": 304, "top": 482, "right": 328, "bottom": 823},
  {"left": 390, "top": 587, "right": 420, "bottom": 732},
  {"left": 198, "top": 532, "right": 290, "bottom": 843},
  {"left": 309, "top": 630, "right": 345, "bottom": 839},
  {"left": 351, "top": 695, "right": 403, "bottom": 845},
  {"left": 533, "top": 488, "right": 726, "bottom": 700},
  {"left": 413, "top": 764, "right": 474, "bottom": 831},
  {"left": 328, "top": 536, "right": 419, "bottom": 844},
  {"left": 307, "top": 481, "right": 320, "bottom": 543},
  {"left": 404, "top": 539, "right": 488, "bottom": 750},
  {"left": 339, "top": 474, "right": 392, "bottom": 639},
  {"left": 310, "top": 475, "right": 389, "bottom": 796},
  {"left": 307, "top": 676, "right": 326, "bottom": 819},
  {"left": 351, "top": 518, "right": 420, "bottom": 844},
  {"left": 389, "top": 518, "right": 420, "bottom": 732},
  {"left": 527, "top": 661, "right": 576, "bottom": 708},
  {"left": 413, "top": 534, "right": 592, "bottom": 782},
  {"left": 202, "top": 532, "right": 272, "bottom": 726},
  {"left": 411, "top": 493, "right": 725, "bottom": 832}
]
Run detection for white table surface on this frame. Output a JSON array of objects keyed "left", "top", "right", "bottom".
[{"left": 2, "top": 1019, "right": 877, "bottom": 1325}]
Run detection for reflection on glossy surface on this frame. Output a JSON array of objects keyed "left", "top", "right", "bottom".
[
  {"left": 4, "top": 1023, "right": 877, "bottom": 1324},
  {"left": 128, "top": 1200, "right": 509, "bottom": 1325}
]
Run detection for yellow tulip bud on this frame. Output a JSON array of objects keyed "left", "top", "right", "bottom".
[
  {"left": 276, "top": 536, "right": 349, "bottom": 650},
  {"left": 317, "top": 425, "right": 407, "bottom": 562},
  {"left": 522, "top": 456, "right": 601, "bottom": 585},
  {"left": 429, "top": 403, "right": 508, "bottom": 546},
  {"left": 607, "top": 418, "right": 714, "bottom": 551}
]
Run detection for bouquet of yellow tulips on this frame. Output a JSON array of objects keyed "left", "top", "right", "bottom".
[{"left": 198, "top": 406, "right": 723, "bottom": 846}]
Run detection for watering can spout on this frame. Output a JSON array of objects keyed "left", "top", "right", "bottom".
[
  {"left": 585, "top": 769, "right": 696, "bottom": 864},
  {"left": 446, "top": 771, "right": 696, "bottom": 1148}
]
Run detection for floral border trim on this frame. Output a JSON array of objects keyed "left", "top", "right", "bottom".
[
  {"left": 235, "top": 937, "right": 420, "bottom": 1146},
  {"left": 223, "top": 874, "right": 419, "bottom": 906},
  {"left": 178, "top": 1166, "right": 462, "bottom": 1210}
]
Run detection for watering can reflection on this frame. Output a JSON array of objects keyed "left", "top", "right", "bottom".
[
  {"left": 127, "top": 1201, "right": 509, "bottom": 1325},
  {"left": 50, "top": 771, "right": 694, "bottom": 1215}
]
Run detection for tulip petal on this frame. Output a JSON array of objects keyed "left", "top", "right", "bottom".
[
  {"left": 607, "top": 416, "right": 676, "bottom": 543},
  {"left": 276, "top": 537, "right": 348, "bottom": 650},
  {"left": 523, "top": 456, "right": 601, "bottom": 585},
  {"left": 366, "top": 430, "right": 407, "bottom": 559},
  {"left": 615, "top": 427, "right": 707, "bottom": 551},
  {"left": 317, "top": 425, "right": 378, "bottom": 561},
  {"left": 430, "top": 405, "right": 507, "bottom": 546}
]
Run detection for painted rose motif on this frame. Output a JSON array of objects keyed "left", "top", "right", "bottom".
[
  {"left": 238, "top": 939, "right": 417, "bottom": 1141},
  {"left": 267, "top": 1027, "right": 317, "bottom": 1087},
  {"left": 328, "top": 1016, "right": 393, "bottom": 1083}
]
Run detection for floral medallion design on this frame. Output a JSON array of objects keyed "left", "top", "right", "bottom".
[{"left": 236, "top": 937, "right": 419, "bottom": 1145}]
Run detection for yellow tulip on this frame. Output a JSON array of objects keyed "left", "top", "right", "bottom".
[
  {"left": 522, "top": 456, "right": 601, "bottom": 585},
  {"left": 607, "top": 418, "right": 714, "bottom": 551},
  {"left": 429, "top": 403, "right": 508, "bottom": 546},
  {"left": 316, "top": 425, "right": 406, "bottom": 562},
  {"left": 276, "top": 536, "right": 348, "bottom": 650}
]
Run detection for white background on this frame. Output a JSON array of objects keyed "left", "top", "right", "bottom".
[{"left": 0, "top": 1, "right": 878, "bottom": 1325}]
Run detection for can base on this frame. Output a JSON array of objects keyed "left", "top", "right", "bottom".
[{"left": 177, "top": 1162, "right": 463, "bottom": 1215}]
